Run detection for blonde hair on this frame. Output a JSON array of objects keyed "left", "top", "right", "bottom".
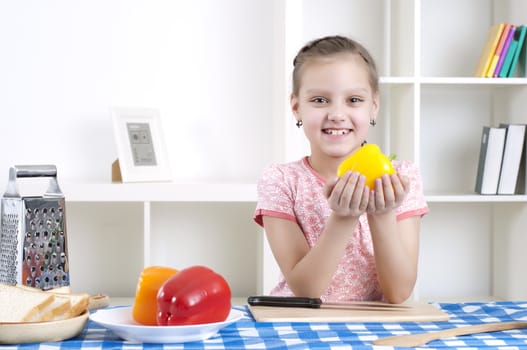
[{"left": 292, "top": 35, "right": 379, "bottom": 96}]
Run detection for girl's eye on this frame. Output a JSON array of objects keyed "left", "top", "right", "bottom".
[
  {"left": 311, "top": 97, "right": 328, "bottom": 104},
  {"left": 349, "top": 97, "right": 363, "bottom": 103}
]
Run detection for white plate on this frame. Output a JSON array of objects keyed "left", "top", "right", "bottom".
[
  {"left": 89, "top": 306, "right": 244, "bottom": 343},
  {"left": 0, "top": 311, "right": 88, "bottom": 344}
]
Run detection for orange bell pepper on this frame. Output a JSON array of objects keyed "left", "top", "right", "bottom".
[
  {"left": 337, "top": 144, "right": 396, "bottom": 189},
  {"left": 132, "top": 266, "right": 178, "bottom": 325}
]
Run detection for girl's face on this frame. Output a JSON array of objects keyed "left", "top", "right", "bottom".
[{"left": 291, "top": 53, "right": 379, "bottom": 162}]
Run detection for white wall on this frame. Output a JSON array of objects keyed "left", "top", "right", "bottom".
[{"left": 0, "top": 0, "right": 276, "bottom": 184}]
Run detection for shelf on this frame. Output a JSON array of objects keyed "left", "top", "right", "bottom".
[
  {"left": 56, "top": 184, "right": 527, "bottom": 204},
  {"left": 425, "top": 193, "right": 527, "bottom": 203},
  {"left": 419, "top": 77, "right": 527, "bottom": 85},
  {"left": 61, "top": 183, "right": 257, "bottom": 202},
  {"left": 18, "top": 179, "right": 527, "bottom": 204},
  {"left": 379, "top": 77, "right": 527, "bottom": 85},
  {"left": 34, "top": 182, "right": 527, "bottom": 204},
  {"left": 379, "top": 77, "right": 415, "bottom": 84}
]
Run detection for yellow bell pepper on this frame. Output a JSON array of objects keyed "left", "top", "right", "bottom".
[{"left": 337, "top": 144, "right": 396, "bottom": 189}]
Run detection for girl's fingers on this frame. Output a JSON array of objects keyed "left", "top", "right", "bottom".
[
  {"left": 326, "top": 172, "right": 352, "bottom": 208},
  {"left": 367, "top": 189, "right": 376, "bottom": 212},
  {"left": 364, "top": 173, "right": 412, "bottom": 215},
  {"left": 327, "top": 173, "right": 346, "bottom": 203},
  {"left": 382, "top": 174, "right": 395, "bottom": 208},
  {"left": 349, "top": 174, "right": 365, "bottom": 208},
  {"left": 339, "top": 172, "right": 359, "bottom": 207},
  {"left": 374, "top": 178, "right": 385, "bottom": 209},
  {"left": 325, "top": 172, "right": 370, "bottom": 217},
  {"left": 359, "top": 184, "right": 369, "bottom": 211},
  {"left": 390, "top": 174, "right": 403, "bottom": 193},
  {"left": 392, "top": 174, "right": 410, "bottom": 205}
]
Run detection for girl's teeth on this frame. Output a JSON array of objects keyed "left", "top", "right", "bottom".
[{"left": 326, "top": 129, "right": 348, "bottom": 135}]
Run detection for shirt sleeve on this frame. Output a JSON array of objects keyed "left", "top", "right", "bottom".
[
  {"left": 393, "top": 160, "right": 429, "bottom": 220},
  {"left": 253, "top": 164, "right": 297, "bottom": 227}
]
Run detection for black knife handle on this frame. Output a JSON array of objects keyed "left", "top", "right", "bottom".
[{"left": 247, "top": 295, "right": 322, "bottom": 308}]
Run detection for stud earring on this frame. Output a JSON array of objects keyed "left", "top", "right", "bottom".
[
  {"left": 370, "top": 119, "right": 376, "bottom": 126},
  {"left": 296, "top": 120, "right": 303, "bottom": 128}
]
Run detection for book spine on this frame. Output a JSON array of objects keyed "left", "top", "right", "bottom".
[
  {"left": 498, "top": 40, "right": 518, "bottom": 78},
  {"left": 475, "top": 127, "right": 491, "bottom": 193},
  {"left": 474, "top": 23, "right": 505, "bottom": 77},
  {"left": 497, "top": 124, "right": 527, "bottom": 194},
  {"left": 516, "top": 130, "right": 527, "bottom": 194},
  {"left": 494, "top": 26, "right": 516, "bottom": 77},
  {"left": 486, "top": 24, "right": 511, "bottom": 77},
  {"left": 475, "top": 127, "right": 506, "bottom": 194},
  {"left": 508, "top": 25, "right": 527, "bottom": 77},
  {"left": 486, "top": 56, "right": 500, "bottom": 78}
]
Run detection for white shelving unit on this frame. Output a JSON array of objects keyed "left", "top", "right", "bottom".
[
  {"left": 417, "top": 0, "right": 527, "bottom": 301},
  {"left": 63, "top": 184, "right": 263, "bottom": 299},
  {"left": 276, "top": 0, "right": 527, "bottom": 302},
  {"left": 1, "top": 0, "right": 526, "bottom": 302}
]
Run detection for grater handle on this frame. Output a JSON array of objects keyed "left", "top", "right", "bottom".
[
  {"left": 14, "top": 165, "right": 57, "bottom": 178},
  {"left": 4, "top": 165, "right": 63, "bottom": 198}
]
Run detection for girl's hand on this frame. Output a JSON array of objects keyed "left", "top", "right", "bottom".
[
  {"left": 367, "top": 173, "right": 409, "bottom": 215},
  {"left": 323, "top": 171, "right": 369, "bottom": 218}
]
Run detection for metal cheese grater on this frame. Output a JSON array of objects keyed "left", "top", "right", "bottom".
[{"left": 0, "top": 165, "right": 69, "bottom": 290}]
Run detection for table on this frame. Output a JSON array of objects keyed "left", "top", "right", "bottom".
[{"left": 3, "top": 301, "right": 527, "bottom": 349}]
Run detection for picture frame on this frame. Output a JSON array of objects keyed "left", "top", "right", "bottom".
[{"left": 111, "top": 107, "right": 172, "bottom": 183}]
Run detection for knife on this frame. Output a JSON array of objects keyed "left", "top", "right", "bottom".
[{"left": 247, "top": 296, "right": 411, "bottom": 311}]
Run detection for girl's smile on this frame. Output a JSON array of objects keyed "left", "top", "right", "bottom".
[{"left": 322, "top": 128, "right": 352, "bottom": 136}]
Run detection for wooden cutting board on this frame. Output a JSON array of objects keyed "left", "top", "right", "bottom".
[{"left": 248, "top": 301, "right": 450, "bottom": 323}]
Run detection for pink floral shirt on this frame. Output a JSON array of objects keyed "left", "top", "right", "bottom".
[{"left": 254, "top": 157, "right": 429, "bottom": 302}]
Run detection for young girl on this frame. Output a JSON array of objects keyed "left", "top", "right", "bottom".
[{"left": 253, "top": 35, "right": 428, "bottom": 304}]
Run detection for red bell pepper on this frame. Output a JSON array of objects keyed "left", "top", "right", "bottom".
[{"left": 156, "top": 265, "right": 231, "bottom": 326}]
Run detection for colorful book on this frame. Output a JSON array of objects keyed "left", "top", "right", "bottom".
[
  {"left": 474, "top": 23, "right": 505, "bottom": 77},
  {"left": 475, "top": 126, "right": 506, "bottom": 195},
  {"left": 498, "top": 40, "right": 519, "bottom": 77},
  {"left": 486, "top": 23, "right": 512, "bottom": 77},
  {"left": 494, "top": 25, "right": 516, "bottom": 77},
  {"left": 486, "top": 55, "right": 500, "bottom": 78},
  {"left": 508, "top": 25, "right": 527, "bottom": 77}
]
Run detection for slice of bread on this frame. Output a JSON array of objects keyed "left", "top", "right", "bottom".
[
  {"left": 0, "top": 283, "right": 55, "bottom": 322},
  {"left": 29, "top": 295, "right": 71, "bottom": 322},
  {"left": 55, "top": 293, "right": 90, "bottom": 319},
  {"left": 87, "top": 293, "right": 110, "bottom": 310},
  {"left": 15, "top": 284, "right": 90, "bottom": 320}
]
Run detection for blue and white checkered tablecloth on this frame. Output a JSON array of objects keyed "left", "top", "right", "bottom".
[{"left": 3, "top": 301, "right": 527, "bottom": 349}]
